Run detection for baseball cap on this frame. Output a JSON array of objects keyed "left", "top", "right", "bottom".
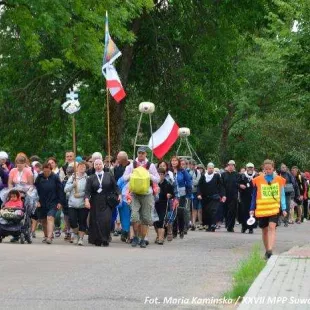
[
  {"left": 228, "top": 160, "right": 235, "bottom": 165},
  {"left": 207, "top": 162, "right": 215, "bottom": 168},
  {"left": 246, "top": 162, "right": 255, "bottom": 168},
  {"left": 137, "top": 146, "right": 148, "bottom": 153}
]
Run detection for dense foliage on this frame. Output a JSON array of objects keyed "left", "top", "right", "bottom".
[{"left": 0, "top": 0, "right": 309, "bottom": 169}]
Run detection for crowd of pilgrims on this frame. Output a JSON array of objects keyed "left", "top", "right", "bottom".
[{"left": 0, "top": 148, "right": 308, "bottom": 248}]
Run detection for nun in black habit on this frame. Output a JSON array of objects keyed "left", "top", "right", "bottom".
[{"left": 84, "top": 159, "right": 120, "bottom": 247}]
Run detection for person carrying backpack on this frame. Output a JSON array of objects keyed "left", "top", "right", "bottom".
[{"left": 123, "top": 146, "right": 160, "bottom": 248}]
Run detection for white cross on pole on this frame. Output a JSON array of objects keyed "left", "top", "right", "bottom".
[{"left": 66, "top": 90, "right": 78, "bottom": 101}]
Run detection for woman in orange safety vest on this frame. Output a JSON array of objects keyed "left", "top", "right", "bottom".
[{"left": 250, "top": 159, "right": 287, "bottom": 259}]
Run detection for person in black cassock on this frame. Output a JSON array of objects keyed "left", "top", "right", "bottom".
[
  {"left": 238, "top": 163, "right": 257, "bottom": 234},
  {"left": 84, "top": 159, "right": 120, "bottom": 247}
]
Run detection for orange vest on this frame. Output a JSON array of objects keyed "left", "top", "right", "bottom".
[{"left": 252, "top": 175, "right": 286, "bottom": 218}]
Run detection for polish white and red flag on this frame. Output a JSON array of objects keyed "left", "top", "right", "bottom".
[
  {"left": 105, "top": 64, "right": 126, "bottom": 103},
  {"left": 148, "top": 114, "right": 179, "bottom": 159}
]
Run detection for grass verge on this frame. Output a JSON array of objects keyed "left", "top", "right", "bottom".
[{"left": 224, "top": 244, "right": 266, "bottom": 300}]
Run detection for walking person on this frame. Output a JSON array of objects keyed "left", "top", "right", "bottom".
[
  {"left": 154, "top": 168, "right": 174, "bottom": 244},
  {"left": 197, "top": 163, "right": 225, "bottom": 232},
  {"left": 123, "top": 146, "right": 160, "bottom": 248},
  {"left": 169, "top": 156, "right": 192, "bottom": 239},
  {"left": 221, "top": 160, "right": 239, "bottom": 232},
  {"left": 35, "top": 163, "right": 64, "bottom": 244},
  {"left": 8, "top": 155, "right": 33, "bottom": 191},
  {"left": 47, "top": 157, "right": 64, "bottom": 237},
  {"left": 0, "top": 151, "right": 12, "bottom": 192},
  {"left": 64, "top": 161, "right": 88, "bottom": 246},
  {"left": 279, "top": 163, "right": 298, "bottom": 226},
  {"left": 250, "top": 159, "right": 287, "bottom": 259},
  {"left": 85, "top": 159, "right": 120, "bottom": 247},
  {"left": 238, "top": 163, "right": 257, "bottom": 234},
  {"left": 188, "top": 160, "right": 202, "bottom": 231},
  {"left": 113, "top": 151, "right": 131, "bottom": 241},
  {"left": 291, "top": 166, "right": 306, "bottom": 224},
  {"left": 59, "top": 151, "right": 75, "bottom": 181},
  {"left": 303, "top": 171, "right": 310, "bottom": 221}
]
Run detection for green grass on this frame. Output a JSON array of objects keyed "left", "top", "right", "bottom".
[{"left": 224, "top": 244, "right": 266, "bottom": 300}]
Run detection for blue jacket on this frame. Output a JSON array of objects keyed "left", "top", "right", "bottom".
[{"left": 173, "top": 169, "right": 192, "bottom": 198}]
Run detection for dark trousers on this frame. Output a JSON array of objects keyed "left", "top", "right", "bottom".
[
  {"left": 68, "top": 208, "right": 89, "bottom": 232},
  {"left": 202, "top": 199, "right": 219, "bottom": 227},
  {"left": 154, "top": 201, "right": 167, "bottom": 229},
  {"left": 303, "top": 199, "right": 309, "bottom": 220},
  {"left": 173, "top": 197, "right": 186, "bottom": 234},
  {"left": 225, "top": 198, "right": 238, "bottom": 230},
  {"left": 239, "top": 197, "right": 252, "bottom": 229},
  {"left": 216, "top": 202, "right": 224, "bottom": 223}
]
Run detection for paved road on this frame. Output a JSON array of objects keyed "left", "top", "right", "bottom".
[{"left": 0, "top": 222, "right": 309, "bottom": 310}]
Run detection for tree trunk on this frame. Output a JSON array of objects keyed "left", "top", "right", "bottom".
[{"left": 108, "top": 17, "right": 143, "bottom": 157}]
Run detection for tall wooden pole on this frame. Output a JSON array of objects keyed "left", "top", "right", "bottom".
[
  {"left": 72, "top": 115, "right": 77, "bottom": 182},
  {"left": 106, "top": 87, "right": 111, "bottom": 167}
]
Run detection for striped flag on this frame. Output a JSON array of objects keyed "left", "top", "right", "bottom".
[
  {"left": 106, "top": 64, "right": 126, "bottom": 103},
  {"left": 102, "top": 11, "right": 126, "bottom": 103},
  {"left": 148, "top": 114, "right": 179, "bottom": 159},
  {"left": 102, "top": 11, "right": 121, "bottom": 71}
]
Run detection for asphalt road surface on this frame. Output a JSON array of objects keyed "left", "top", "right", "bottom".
[{"left": 0, "top": 222, "right": 309, "bottom": 310}]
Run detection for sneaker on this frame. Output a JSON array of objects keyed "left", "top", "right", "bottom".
[
  {"left": 70, "top": 233, "right": 77, "bottom": 244},
  {"left": 227, "top": 228, "right": 234, "bottom": 233},
  {"left": 131, "top": 236, "right": 139, "bottom": 247},
  {"left": 179, "top": 232, "right": 184, "bottom": 239},
  {"left": 42, "top": 237, "right": 47, "bottom": 243},
  {"left": 32, "top": 232, "right": 36, "bottom": 238},
  {"left": 46, "top": 238, "right": 52, "bottom": 244},
  {"left": 78, "top": 238, "right": 84, "bottom": 246},
  {"left": 113, "top": 230, "right": 119, "bottom": 237},
  {"left": 249, "top": 228, "right": 254, "bottom": 234},
  {"left": 54, "top": 228, "right": 61, "bottom": 238},
  {"left": 140, "top": 239, "right": 147, "bottom": 248},
  {"left": 265, "top": 250, "right": 272, "bottom": 260},
  {"left": 120, "top": 232, "right": 128, "bottom": 243},
  {"left": 64, "top": 233, "right": 71, "bottom": 241},
  {"left": 190, "top": 225, "right": 196, "bottom": 231}
]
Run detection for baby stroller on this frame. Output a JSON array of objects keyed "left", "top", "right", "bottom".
[{"left": 0, "top": 188, "right": 37, "bottom": 244}]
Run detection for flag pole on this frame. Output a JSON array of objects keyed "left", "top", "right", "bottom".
[{"left": 106, "top": 87, "right": 111, "bottom": 167}]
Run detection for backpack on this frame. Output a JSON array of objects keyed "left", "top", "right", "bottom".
[{"left": 129, "top": 161, "right": 151, "bottom": 195}]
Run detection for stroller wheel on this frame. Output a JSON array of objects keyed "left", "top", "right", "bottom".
[{"left": 20, "top": 234, "right": 25, "bottom": 244}]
